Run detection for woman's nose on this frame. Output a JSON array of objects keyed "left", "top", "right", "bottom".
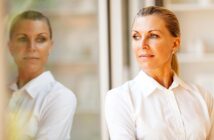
[
  {"left": 140, "top": 38, "right": 149, "bottom": 49},
  {"left": 28, "top": 41, "right": 36, "bottom": 51}
]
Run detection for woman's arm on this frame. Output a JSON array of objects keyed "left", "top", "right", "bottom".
[
  {"left": 35, "top": 89, "right": 76, "bottom": 140},
  {"left": 105, "top": 90, "right": 135, "bottom": 140}
]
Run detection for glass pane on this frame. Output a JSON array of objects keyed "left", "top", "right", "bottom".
[{"left": 5, "top": 0, "right": 100, "bottom": 140}]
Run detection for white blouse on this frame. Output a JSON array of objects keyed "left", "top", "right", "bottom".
[
  {"left": 105, "top": 71, "right": 214, "bottom": 140},
  {"left": 8, "top": 71, "right": 76, "bottom": 140}
]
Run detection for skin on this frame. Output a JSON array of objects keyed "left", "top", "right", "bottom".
[
  {"left": 8, "top": 19, "right": 53, "bottom": 88},
  {"left": 132, "top": 15, "right": 180, "bottom": 88}
]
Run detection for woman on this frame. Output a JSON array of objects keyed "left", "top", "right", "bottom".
[
  {"left": 105, "top": 6, "right": 214, "bottom": 140},
  {"left": 7, "top": 10, "right": 76, "bottom": 140}
]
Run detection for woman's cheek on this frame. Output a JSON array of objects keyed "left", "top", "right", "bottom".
[
  {"left": 132, "top": 46, "right": 138, "bottom": 56},
  {"left": 132, "top": 41, "right": 140, "bottom": 49}
]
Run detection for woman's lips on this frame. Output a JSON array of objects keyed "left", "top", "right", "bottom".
[
  {"left": 23, "top": 57, "right": 39, "bottom": 60},
  {"left": 138, "top": 54, "right": 154, "bottom": 61}
]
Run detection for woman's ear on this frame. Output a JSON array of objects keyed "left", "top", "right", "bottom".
[
  {"left": 48, "top": 40, "right": 53, "bottom": 54},
  {"left": 172, "top": 37, "right": 180, "bottom": 54}
]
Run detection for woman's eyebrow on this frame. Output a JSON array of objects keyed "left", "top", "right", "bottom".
[
  {"left": 148, "top": 29, "right": 162, "bottom": 33},
  {"left": 38, "top": 33, "right": 49, "bottom": 36},
  {"left": 14, "top": 33, "right": 27, "bottom": 37},
  {"left": 131, "top": 29, "right": 162, "bottom": 34},
  {"left": 131, "top": 30, "right": 138, "bottom": 33}
]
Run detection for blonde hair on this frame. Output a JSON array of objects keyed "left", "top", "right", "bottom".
[
  {"left": 172, "top": 54, "right": 179, "bottom": 74},
  {"left": 136, "top": 6, "right": 180, "bottom": 74},
  {"left": 9, "top": 10, "right": 52, "bottom": 39}
]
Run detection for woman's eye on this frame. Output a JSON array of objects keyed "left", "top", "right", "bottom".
[
  {"left": 17, "top": 37, "right": 28, "bottom": 42},
  {"left": 36, "top": 37, "right": 47, "bottom": 43},
  {"left": 132, "top": 35, "right": 141, "bottom": 40},
  {"left": 150, "top": 34, "right": 159, "bottom": 39}
]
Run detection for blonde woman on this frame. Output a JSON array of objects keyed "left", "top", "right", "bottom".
[
  {"left": 7, "top": 10, "right": 76, "bottom": 140},
  {"left": 105, "top": 6, "right": 214, "bottom": 140}
]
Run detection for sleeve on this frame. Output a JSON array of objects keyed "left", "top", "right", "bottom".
[
  {"left": 35, "top": 89, "right": 77, "bottom": 140},
  {"left": 105, "top": 90, "right": 135, "bottom": 140},
  {"left": 205, "top": 89, "right": 214, "bottom": 139}
]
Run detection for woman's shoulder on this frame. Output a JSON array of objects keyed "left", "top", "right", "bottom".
[
  {"left": 176, "top": 76, "right": 211, "bottom": 96},
  {"left": 49, "top": 81, "right": 76, "bottom": 101},
  {"left": 193, "top": 84, "right": 213, "bottom": 100},
  {"left": 106, "top": 79, "right": 136, "bottom": 106},
  {"left": 36, "top": 79, "right": 76, "bottom": 110},
  {"left": 107, "top": 79, "right": 134, "bottom": 96},
  {"left": 105, "top": 80, "right": 136, "bottom": 115},
  {"left": 185, "top": 82, "right": 211, "bottom": 96},
  {"left": 184, "top": 81, "right": 214, "bottom": 104}
]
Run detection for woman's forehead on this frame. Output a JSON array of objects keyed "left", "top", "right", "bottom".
[
  {"left": 132, "top": 15, "right": 167, "bottom": 32},
  {"left": 14, "top": 19, "right": 47, "bottom": 27},
  {"left": 12, "top": 19, "right": 50, "bottom": 34}
]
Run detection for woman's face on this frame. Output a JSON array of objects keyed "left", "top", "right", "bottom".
[
  {"left": 132, "top": 15, "right": 180, "bottom": 72},
  {"left": 9, "top": 19, "right": 53, "bottom": 74}
]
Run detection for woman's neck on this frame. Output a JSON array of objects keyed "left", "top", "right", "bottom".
[
  {"left": 144, "top": 67, "right": 174, "bottom": 89},
  {"left": 17, "top": 68, "right": 44, "bottom": 88}
]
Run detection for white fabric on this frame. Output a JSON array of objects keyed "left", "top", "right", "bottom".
[
  {"left": 8, "top": 71, "right": 76, "bottom": 140},
  {"left": 105, "top": 70, "right": 214, "bottom": 140}
]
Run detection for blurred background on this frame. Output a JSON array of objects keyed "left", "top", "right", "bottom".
[{"left": 0, "top": 0, "right": 214, "bottom": 140}]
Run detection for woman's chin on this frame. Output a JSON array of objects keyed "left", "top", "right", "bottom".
[{"left": 139, "top": 63, "right": 156, "bottom": 70}]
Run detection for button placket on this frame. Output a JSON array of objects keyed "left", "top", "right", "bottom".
[{"left": 167, "top": 90, "right": 186, "bottom": 140}]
